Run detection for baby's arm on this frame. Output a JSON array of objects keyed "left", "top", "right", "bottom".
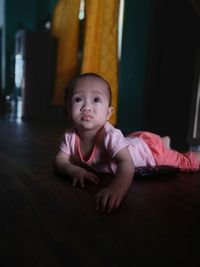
[
  {"left": 54, "top": 151, "right": 99, "bottom": 187},
  {"left": 95, "top": 147, "right": 134, "bottom": 212}
]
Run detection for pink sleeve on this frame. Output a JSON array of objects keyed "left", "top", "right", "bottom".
[
  {"left": 59, "top": 129, "right": 75, "bottom": 155},
  {"left": 104, "top": 128, "right": 128, "bottom": 158}
]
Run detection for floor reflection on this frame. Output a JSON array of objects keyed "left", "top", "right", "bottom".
[{"left": 6, "top": 96, "right": 23, "bottom": 123}]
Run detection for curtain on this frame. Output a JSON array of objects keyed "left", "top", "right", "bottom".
[
  {"left": 51, "top": 0, "right": 80, "bottom": 105},
  {"left": 81, "top": 0, "right": 119, "bottom": 125},
  {"left": 52, "top": 0, "right": 119, "bottom": 124}
]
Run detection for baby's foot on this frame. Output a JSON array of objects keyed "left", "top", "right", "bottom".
[
  {"left": 162, "top": 136, "right": 171, "bottom": 149},
  {"left": 193, "top": 151, "right": 200, "bottom": 165}
]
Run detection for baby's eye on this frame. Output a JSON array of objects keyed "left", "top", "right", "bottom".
[
  {"left": 73, "top": 97, "right": 82, "bottom": 102},
  {"left": 93, "top": 97, "right": 101, "bottom": 103}
]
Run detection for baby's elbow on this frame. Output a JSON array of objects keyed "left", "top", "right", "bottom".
[{"left": 53, "top": 154, "right": 65, "bottom": 171}]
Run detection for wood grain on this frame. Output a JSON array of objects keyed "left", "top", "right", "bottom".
[{"left": 0, "top": 119, "right": 200, "bottom": 267}]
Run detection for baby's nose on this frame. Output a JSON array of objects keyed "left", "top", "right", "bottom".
[{"left": 81, "top": 103, "right": 92, "bottom": 112}]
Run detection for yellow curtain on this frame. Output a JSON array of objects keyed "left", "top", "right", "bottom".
[
  {"left": 51, "top": 0, "right": 80, "bottom": 105},
  {"left": 52, "top": 0, "right": 119, "bottom": 124},
  {"left": 81, "top": 0, "right": 119, "bottom": 125}
]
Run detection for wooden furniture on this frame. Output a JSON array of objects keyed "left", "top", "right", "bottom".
[
  {"left": 0, "top": 119, "right": 199, "bottom": 267},
  {"left": 14, "top": 29, "right": 56, "bottom": 120}
]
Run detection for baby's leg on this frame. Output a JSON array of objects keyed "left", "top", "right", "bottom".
[
  {"left": 131, "top": 131, "right": 199, "bottom": 171},
  {"left": 161, "top": 136, "right": 171, "bottom": 149}
]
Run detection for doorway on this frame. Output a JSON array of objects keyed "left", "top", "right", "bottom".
[{"left": 189, "top": 48, "right": 200, "bottom": 150}]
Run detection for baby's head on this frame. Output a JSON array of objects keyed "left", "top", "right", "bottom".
[
  {"left": 65, "top": 73, "right": 114, "bottom": 130},
  {"left": 65, "top": 73, "right": 112, "bottom": 107}
]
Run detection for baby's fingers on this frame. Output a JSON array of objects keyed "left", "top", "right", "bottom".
[
  {"left": 72, "top": 177, "right": 85, "bottom": 188},
  {"left": 95, "top": 190, "right": 123, "bottom": 213},
  {"left": 86, "top": 173, "right": 99, "bottom": 184},
  {"left": 95, "top": 192, "right": 109, "bottom": 212},
  {"left": 107, "top": 196, "right": 122, "bottom": 213}
]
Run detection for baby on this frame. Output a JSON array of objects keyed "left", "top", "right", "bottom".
[{"left": 54, "top": 73, "right": 200, "bottom": 213}]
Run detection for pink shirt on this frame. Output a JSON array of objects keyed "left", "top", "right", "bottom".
[{"left": 59, "top": 122, "right": 155, "bottom": 174}]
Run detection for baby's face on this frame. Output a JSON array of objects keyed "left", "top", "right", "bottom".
[{"left": 68, "top": 77, "right": 113, "bottom": 132}]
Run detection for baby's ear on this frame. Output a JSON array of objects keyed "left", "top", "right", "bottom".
[{"left": 107, "top": 106, "right": 114, "bottom": 120}]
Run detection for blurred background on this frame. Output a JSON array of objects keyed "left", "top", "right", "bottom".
[{"left": 0, "top": 0, "right": 200, "bottom": 151}]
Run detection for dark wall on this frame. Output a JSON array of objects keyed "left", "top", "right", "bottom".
[
  {"left": 118, "top": 0, "right": 200, "bottom": 151},
  {"left": 144, "top": 0, "right": 200, "bottom": 150}
]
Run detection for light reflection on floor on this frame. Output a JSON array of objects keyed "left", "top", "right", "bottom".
[{"left": 7, "top": 97, "right": 23, "bottom": 123}]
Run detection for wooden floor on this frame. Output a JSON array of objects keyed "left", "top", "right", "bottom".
[{"left": 0, "top": 118, "right": 200, "bottom": 267}]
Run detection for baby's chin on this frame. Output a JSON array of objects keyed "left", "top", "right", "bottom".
[{"left": 74, "top": 122, "right": 105, "bottom": 132}]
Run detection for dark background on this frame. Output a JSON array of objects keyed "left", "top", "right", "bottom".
[{"left": 1, "top": 0, "right": 200, "bottom": 151}]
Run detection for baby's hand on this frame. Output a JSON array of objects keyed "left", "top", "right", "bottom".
[
  {"left": 95, "top": 185, "right": 124, "bottom": 213},
  {"left": 72, "top": 169, "right": 99, "bottom": 188}
]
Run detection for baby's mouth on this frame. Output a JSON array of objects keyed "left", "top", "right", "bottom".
[{"left": 81, "top": 115, "right": 93, "bottom": 121}]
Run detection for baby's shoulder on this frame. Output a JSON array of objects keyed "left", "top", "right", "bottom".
[
  {"left": 103, "top": 122, "right": 125, "bottom": 145},
  {"left": 62, "top": 127, "right": 76, "bottom": 142},
  {"left": 104, "top": 122, "right": 124, "bottom": 135}
]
